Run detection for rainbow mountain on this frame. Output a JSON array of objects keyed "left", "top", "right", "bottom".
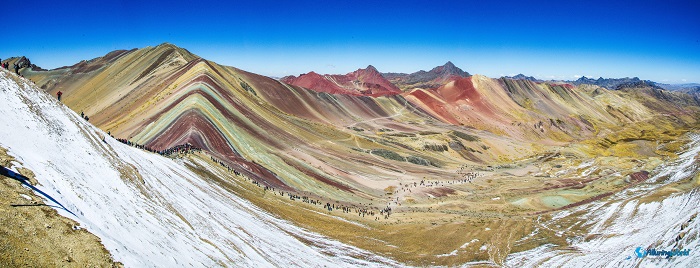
[
  {"left": 5, "top": 43, "right": 700, "bottom": 265},
  {"left": 17, "top": 41, "right": 700, "bottom": 208}
]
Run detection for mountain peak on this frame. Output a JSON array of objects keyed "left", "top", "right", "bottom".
[
  {"left": 429, "top": 61, "right": 469, "bottom": 77},
  {"left": 154, "top": 42, "right": 180, "bottom": 51},
  {"left": 364, "top": 65, "right": 379, "bottom": 73}
]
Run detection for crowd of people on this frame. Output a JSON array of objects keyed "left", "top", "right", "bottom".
[
  {"left": 115, "top": 138, "right": 201, "bottom": 157},
  {"left": 160, "top": 143, "right": 202, "bottom": 156}
]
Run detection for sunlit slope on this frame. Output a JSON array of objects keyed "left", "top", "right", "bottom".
[
  {"left": 25, "top": 43, "right": 700, "bottom": 202},
  {"left": 404, "top": 75, "right": 698, "bottom": 143}
]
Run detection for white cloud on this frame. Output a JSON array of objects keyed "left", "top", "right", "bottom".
[{"left": 574, "top": 75, "right": 582, "bottom": 79}]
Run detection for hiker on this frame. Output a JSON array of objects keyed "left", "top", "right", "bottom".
[
  {"left": 13, "top": 63, "right": 19, "bottom": 75},
  {"left": 57, "top": 91, "right": 63, "bottom": 102},
  {"left": 81, "top": 111, "right": 84, "bottom": 118}
]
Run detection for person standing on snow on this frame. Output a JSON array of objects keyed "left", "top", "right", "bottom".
[{"left": 57, "top": 91, "right": 63, "bottom": 102}]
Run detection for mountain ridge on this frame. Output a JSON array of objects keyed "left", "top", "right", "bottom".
[{"left": 383, "top": 61, "right": 471, "bottom": 90}]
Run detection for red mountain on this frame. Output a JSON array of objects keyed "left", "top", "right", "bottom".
[{"left": 281, "top": 65, "right": 401, "bottom": 97}]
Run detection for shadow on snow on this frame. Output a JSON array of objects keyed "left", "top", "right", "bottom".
[{"left": 0, "top": 165, "right": 78, "bottom": 217}]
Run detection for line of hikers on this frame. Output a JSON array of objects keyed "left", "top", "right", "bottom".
[
  {"left": 208, "top": 155, "right": 393, "bottom": 221},
  {"left": 211, "top": 156, "right": 241, "bottom": 176}
]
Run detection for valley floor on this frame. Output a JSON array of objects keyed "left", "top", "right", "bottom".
[{"left": 178, "top": 130, "right": 700, "bottom": 266}]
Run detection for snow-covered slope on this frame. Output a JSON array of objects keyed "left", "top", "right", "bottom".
[
  {"left": 506, "top": 135, "right": 700, "bottom": 267},
  {"left": 0, "top": 70, "right": 397, "bottom": 266}
]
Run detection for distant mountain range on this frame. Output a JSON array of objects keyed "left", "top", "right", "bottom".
[
  {"left": 568, "top": 76, "right": 700, "bottom": 92},
  {"left": 5, "top": 53, "right": 697, "bottom": 95},
  {"left": 281, "top": 61, "right": 698, "bottom": 94},
  {"left": 281, "top": 61, "right": 471, "bottom": 95},
  {"left": 570, "top": 76, "right": 661, "bottom": 90},
  {"left": 382, "top": 61, "right": 470, "bottom": 90},
  {"left": 656, "top": 82, "right": 700, "bottom": 92}
]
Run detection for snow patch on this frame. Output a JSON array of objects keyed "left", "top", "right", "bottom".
[{"left": 506, "top": 134, "right": 700, "bottom": 267}]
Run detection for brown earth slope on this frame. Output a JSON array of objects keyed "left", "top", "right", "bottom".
[{"left": 0, "top": 147, "right": 120, "bottom": 267}]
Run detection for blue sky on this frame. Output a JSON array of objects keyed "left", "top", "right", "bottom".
[{"left": 3, "top": 0, "right": 699, "bottom": 83}]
